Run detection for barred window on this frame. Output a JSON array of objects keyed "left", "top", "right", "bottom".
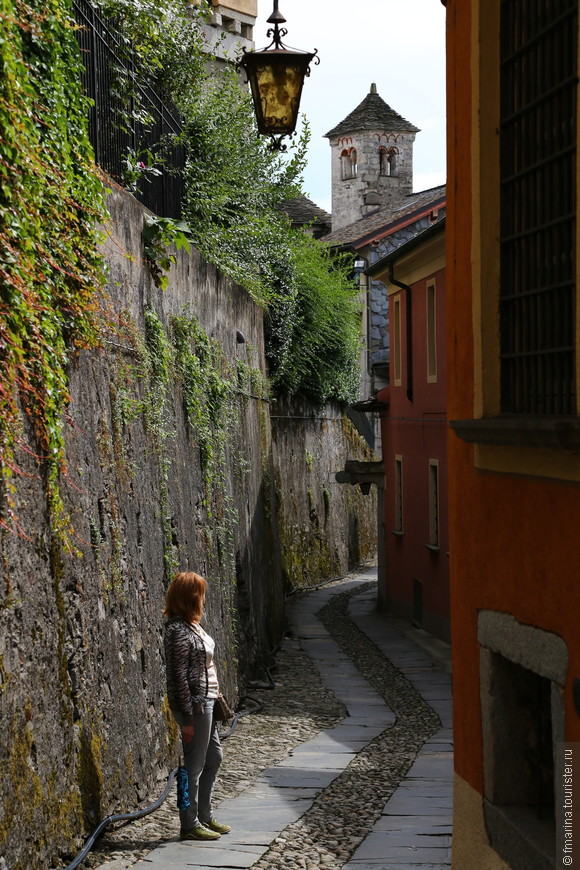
[{"left": 499, "top": 0, "right": 578, "bottom": 415}]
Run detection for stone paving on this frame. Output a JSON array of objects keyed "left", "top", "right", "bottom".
[
  {"left": 130, "top": 570, "right": 453, "bottom": 870},
  {"left": 343, "top": 590, "right": 453, "bottom": 869}
]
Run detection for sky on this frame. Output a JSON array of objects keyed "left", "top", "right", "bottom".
[{"left": 254, "top": 0, "right": 447, "bottom": 213}]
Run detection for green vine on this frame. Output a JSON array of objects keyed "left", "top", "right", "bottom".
[
  {"left": 0, "top": 0, "right": 106, "bottom": 545},
  {"left": 142, "top": 306, "right": 177, "bottom": 581},
  {"left": 0, "top": 0, "right": 360, "bottom": 548},
  {"left": 134, "top": 308, "right": 268, "bottom": 583},
  {"left": 171, "top": 311, "right": 266, "bottom": 577},
  {"left": 142, "top": 215, "right": 191, "bottom": 290}
]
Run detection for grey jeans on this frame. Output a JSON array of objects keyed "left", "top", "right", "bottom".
[{"left": 174, "top": 699, "right": 223, "bottom": 829}]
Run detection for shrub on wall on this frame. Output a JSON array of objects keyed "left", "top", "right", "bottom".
[
  {"left": 177, "top": 64, "right": 361, "bottom": 405},
  {"left": 101, "top": 0, "right": 362, "bottom": 405}
]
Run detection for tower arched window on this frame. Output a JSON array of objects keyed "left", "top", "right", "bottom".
[
  {"left": 388, "top": 147, "right": 398, "bottom": 176},
  {"left": 350, "top": 148, "right": 358, "bottom": 177},
  {"left": 340, "top": 148, "right": 358, "bottom": 180},
  {"left": 379, "top": 146, "right": 389, "bottom": 176}
]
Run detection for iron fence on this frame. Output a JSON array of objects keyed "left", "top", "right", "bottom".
[{"left": 73, "top": 0, "right": 185, "bottom": 218}]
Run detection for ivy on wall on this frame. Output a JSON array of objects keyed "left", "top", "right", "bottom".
[
  {"left": 111, "top": 307, "right": 268, "bottom": 585},
  {"left": 0, "top": 0, "right": 105, "bottom": 543}
]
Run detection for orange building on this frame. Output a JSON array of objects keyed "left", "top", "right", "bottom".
[
  {"left": 367, "top": 219, "right": 449, "bottom": 642},
  {"left": 445, "top": 1, "right": 580, "bottom": 868}
]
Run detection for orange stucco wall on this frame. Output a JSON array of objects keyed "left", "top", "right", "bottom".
[
  {"left": 379, "top": 266, "right": 449, "bottom": 641},
  {"left": 446, "top": 0, "right": 580, "bottom": 800}
]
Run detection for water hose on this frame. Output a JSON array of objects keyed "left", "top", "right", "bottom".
[
  {"left": 62, "top": 695, "right": 263, "bottom": 870},
  {"left": 63, "top": 767, "right": 178, "bottom": 870}
]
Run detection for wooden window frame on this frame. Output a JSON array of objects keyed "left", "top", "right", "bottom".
[
  {"left": 393, "top": 295, "right": 402, "bottom": 387},
  {"left": 393, "top": 455, "right": 404, "bottom": 534}
]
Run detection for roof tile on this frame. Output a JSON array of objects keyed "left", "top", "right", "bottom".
[
  {"left": 325, "top": 84, "right": 420, "bottom": 138},
  {"left": 322, "top": 184, "right": 446, "bottom": 248}
]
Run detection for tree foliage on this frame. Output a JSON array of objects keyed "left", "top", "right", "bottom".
[
  {"left": 176, "top": 61, "right": 361, "bottom": 404},
  {"left": 0, "top": 0, "right": 361, "bottom": 542}
]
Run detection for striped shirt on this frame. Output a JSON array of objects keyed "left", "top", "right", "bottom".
[{"left": 164, "top": 616, "right": 220, "bottom": 717}]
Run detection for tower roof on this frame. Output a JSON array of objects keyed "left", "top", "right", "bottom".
[{"left": 325, "top": 83, "right": 420, "bottom": 138}]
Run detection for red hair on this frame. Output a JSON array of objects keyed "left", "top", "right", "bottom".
[{"left": 163, "top": 572, "right": 207, "bottom": 623}]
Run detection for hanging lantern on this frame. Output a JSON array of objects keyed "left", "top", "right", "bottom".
[{"left": 238, "top": 1, "right": 319, "bottom": 151}]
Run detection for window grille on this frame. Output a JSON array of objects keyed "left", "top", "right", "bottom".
[
  {"left": 499, "top": 0, "right": 578, "bottom": 414},
  {"left": 74, "top": 0, "right": 185, "bottom": 219}
]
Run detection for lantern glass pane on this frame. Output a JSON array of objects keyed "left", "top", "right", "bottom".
[{"left": 248, "top": 53, "right": 311, "bottom": 135}]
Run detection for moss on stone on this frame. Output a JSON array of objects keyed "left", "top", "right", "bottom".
[
  {"left": 0, "top": 711, "right": 82, "bottom": 870},
  {"left": 161, "top": 694, "right": 179, "bottom": 756},
  {"left": 50, "top": 538, "right": 74, "bottom": 727},
  {"left": 0, "top": 654, "right": 11, "bottom": 695},
  {"left": 77, "top": 722, "right": 105, "bottom": 829}
]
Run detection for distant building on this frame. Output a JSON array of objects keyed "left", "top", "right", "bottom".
[
  {"left": 328, "top": 85, "right": 449, "bottom": 642},
  {"left": 324, "top": 184, "right": 446, "bottom": 401},
  {"left": 200, "top": 0, "right": 256, "bottom": 63},
  {"left": 325, "top": 83, "right": 419, "bottom": 232},
  {"left": 366, "top": 219, "right": 449, "bottom": 640},
  {"left": 280, "top": 195, "right": 332, "bottom": 240}
]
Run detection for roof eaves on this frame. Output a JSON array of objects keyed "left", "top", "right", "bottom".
[
  {"left": 332, "top": 196, "right": 445, "bottom": 251},
  {"left": 358, "top": 196, "right": 446, "bottom": 248},
  {"left": 365, "top": 216, "right": 446, "bottom": 278}
]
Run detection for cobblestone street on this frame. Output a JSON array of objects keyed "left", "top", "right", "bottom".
[{"left": 87, "top": 568, "right": 453, "bottom": 870}]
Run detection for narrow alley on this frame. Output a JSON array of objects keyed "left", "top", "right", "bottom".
[{"left": 90, "top": 569, "right": 453, "bottom": 870}]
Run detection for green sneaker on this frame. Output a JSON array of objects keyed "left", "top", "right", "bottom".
[
  {"left": 202, "top": 819, "right": 232, "bottom": 834},
  {"left": 180, "top": 823, "right": 221, "bottom": 841}
]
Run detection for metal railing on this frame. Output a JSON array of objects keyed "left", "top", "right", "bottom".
[{"left": 73, "top": 0, "right": 185, "bottom": 218}]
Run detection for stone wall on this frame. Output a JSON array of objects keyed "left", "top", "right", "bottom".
[
  {"left": 0, "top": 187, "right": 376, "bottom": 870},
  {"left": 271, "top": 395, "right": 377, "bottom": 590}
]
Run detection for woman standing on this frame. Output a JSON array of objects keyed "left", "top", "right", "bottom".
[{"left": 163, "top": 571, "right": 232, "bottom": 841}]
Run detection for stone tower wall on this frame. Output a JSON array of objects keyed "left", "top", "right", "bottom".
[{"left": 330, "top": 129, "right": 416, "bottom": 232}]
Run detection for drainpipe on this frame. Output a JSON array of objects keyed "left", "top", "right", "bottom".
[{"left": 387, "top": 261, "right": 413, "bottom": 403}]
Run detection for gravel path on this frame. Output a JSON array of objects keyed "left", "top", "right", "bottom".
[{"left": 74, "top": 576, "right": 442, "bottom": 870}]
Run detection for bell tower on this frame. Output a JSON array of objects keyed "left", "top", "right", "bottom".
[{"left": 325, "top": 84, "right": 419, "bottom": 232}]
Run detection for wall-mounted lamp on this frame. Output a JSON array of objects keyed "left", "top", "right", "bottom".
[{"left": 238, "top": 0, "right": 319, "bottom": 151}]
